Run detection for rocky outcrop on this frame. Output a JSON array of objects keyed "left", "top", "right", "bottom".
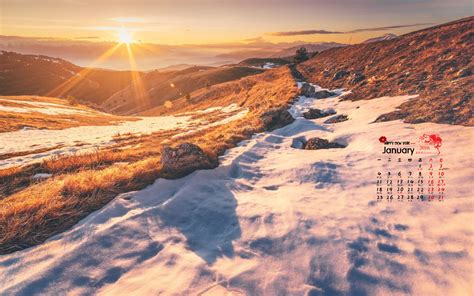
[
  {"left": 314, "top": 90, "right": 337, "bottom": 99},
  {"left": 303, "top": 108, "right": 336, "bottom": 119},
  {"left": 348, "top": 71, "right": 365, "bottom": 85},
  {"left": 324, "top": 114, "right": 349, "bottom": 124},
  {"left": 300, "top": 83, "right": 336, "bottom": 98},
  {"left": 300, "top": 83, "right": 316, "bottom": 97},
  {"left": 292, "top": 137, "right": 346, "bottom": 150},
  {"left": 261, "top": 107, "right": 295, "bottom": 131},
  {"left": 304, "top": 138, "right": 346, "bottom": 150},
  {"left": 161, "top": 143, "right": 218, "bottom": 177},
  {"left": 333, "top": 70, "right": 349, "bottom": 81}
]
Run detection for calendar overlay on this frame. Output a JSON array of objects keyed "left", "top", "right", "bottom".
[{"left": 376, "top": 134, "right": 446, "bottom": 202}]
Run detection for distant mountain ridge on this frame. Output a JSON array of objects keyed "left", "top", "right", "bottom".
[
  {"left": 363, "top": 33, "right": 398, "bottom": 43},
  {"left": 270, "top": 42, "right": 347, "bottom": 57},
  {"left": 216, "top": 42, "right": 347, "bottom": 60}
]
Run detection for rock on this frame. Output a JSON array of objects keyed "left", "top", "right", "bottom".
[
  {"left": 291, "top": 137, "right": 306, "bottom": 149},
  {"left": 300, "top": 83, "right": 336, "bottom": 98},
  {"left": 303, "top": 108, "right": 336, "bottom": 119},
  {"left": 324, "top": 114, "right": 349, "bottom": 124},
  {"left": 314, "top": 90, "right": 337, "bottom": 99},
  {"left": 333, "top": 70, "right": 349, "bottom": 81},
  {"left": 300, "top": 83, "right": 316, "bottom": 97},
  {"left": 303, "top": 137, "right": 346, "bottom": 150},
  {"left": 456, "top": 68, "right": 472, "bottom": 78},
  {"left": 161, "top": 143, "right": 218, "bottom": 177},
  {"left": 261, "top": 107, "right": 295, "bottom": 131},
  {"left": 348, "top": 71, "right": 366, "bottom": 84},
  {"left": 373, "top": 110, "right": 409, "bottom": 123}
]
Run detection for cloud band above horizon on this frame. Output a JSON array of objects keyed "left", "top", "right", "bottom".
[{"left": 270, "top": 23, "right": 432, "bottom": 36}]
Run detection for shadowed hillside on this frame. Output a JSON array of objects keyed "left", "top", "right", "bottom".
[
  {"left": 0, "top": 51, "right": 137, "bottom": 106},
  {"left": 297, "top": 16, "right": 473, "bottom": 126}
]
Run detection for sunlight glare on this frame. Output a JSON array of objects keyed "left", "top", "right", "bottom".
[{"left": 118, "top": 29, "right": 133, "bottom": 44}]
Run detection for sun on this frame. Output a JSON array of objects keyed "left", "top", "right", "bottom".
[{"left": 118, "top": 29, "right": 133, "bottom": 44}]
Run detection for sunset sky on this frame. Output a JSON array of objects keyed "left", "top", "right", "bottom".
[{"left": 1, "top": 0, "right": 472, "bottom": 45}]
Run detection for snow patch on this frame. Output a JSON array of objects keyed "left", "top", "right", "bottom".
[
  {"left": 0, "top": 104, "right": 248, "bottom": 168},
  {"left": 32, "top": 173, "right": 52, "bottom": 180}
]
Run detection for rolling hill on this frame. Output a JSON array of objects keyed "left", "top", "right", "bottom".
[
  {"left": 297, "top": 16, "right": 473, "bottom": 126},
  {"left": 0, "top": 51, "right": 137, "bottom": 106},
  {"left": 0, "top": 51, "right": 267, "bottom": 115},
  {"left": 103, "top": 65, "right": 265, "bottom": 115}
]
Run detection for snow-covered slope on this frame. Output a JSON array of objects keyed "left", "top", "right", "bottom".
[
  {"left": 0, "top": 88, "right": 472, "bottom": 295},
  {"left": 363, "top": 33, "right": 397, "bottom": 43},
  {"left": 0, "top": 104, "right": 247, "bottom": 168}
]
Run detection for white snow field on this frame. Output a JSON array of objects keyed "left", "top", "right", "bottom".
[
  {"left": 0, "top": 98, "right": 97, "bottom": 115},
  {"left": 0, "top": 104, "right": 247, "bottom": 168},
  {"left": 0, "top": 89, "right": 472, "bottom": 295}
]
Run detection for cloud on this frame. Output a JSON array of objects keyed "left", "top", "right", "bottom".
[
  {"left": 272, "top": 30, "right": 343, "bottom": 36},
  {"left": 243, "top": 36, "right": 267, "bottom": 42},
  {"left": 270, "top": 23, "right": 432, "bottom": 36},
  {"left": 348, "top": 23, "right": 432, "bottom": 33}
]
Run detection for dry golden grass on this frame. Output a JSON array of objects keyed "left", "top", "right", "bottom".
[
  {"left": 0, "top": 158, "right": 163, "bottom": 253},
  {"left": 0, "top": 66, "right": 298, "bottom": 254},
  {"left": 0, "top": 95, "right": 136, "bottom": 132},
  {"left": 43, "top": 150, "right": 128, "bottom": 173}
]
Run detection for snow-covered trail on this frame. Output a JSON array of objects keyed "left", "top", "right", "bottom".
[{"left": 1, "top": 90, "right": 473, "bottom": 295}]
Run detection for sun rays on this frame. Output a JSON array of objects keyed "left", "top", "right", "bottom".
[
  {"left": 125, "top": 43, "right": 150, "bottom": 109},
  {"left": 47, "top": 43, "right": 122, "bottom": 98},
  {"left": 48, "top": 30, "right": 150, "bottom": 110}
]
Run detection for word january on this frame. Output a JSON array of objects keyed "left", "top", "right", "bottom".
[{"left": 382, "top": 147, "right": 415, "bottom": 155}]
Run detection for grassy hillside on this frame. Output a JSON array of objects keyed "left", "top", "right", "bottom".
[
  {"left": 103, "top": 65, "right": 264, "bottom": 115},
  {"left": 0, "top": 51, "right": 137, "bottom": 106},
  {"left": 297, "top": 17, "right": 473, "bottom": 126}
]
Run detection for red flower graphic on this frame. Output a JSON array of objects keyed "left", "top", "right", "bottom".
[{"left": 379, "top": 136, "right": 387, "bottom": 143}]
